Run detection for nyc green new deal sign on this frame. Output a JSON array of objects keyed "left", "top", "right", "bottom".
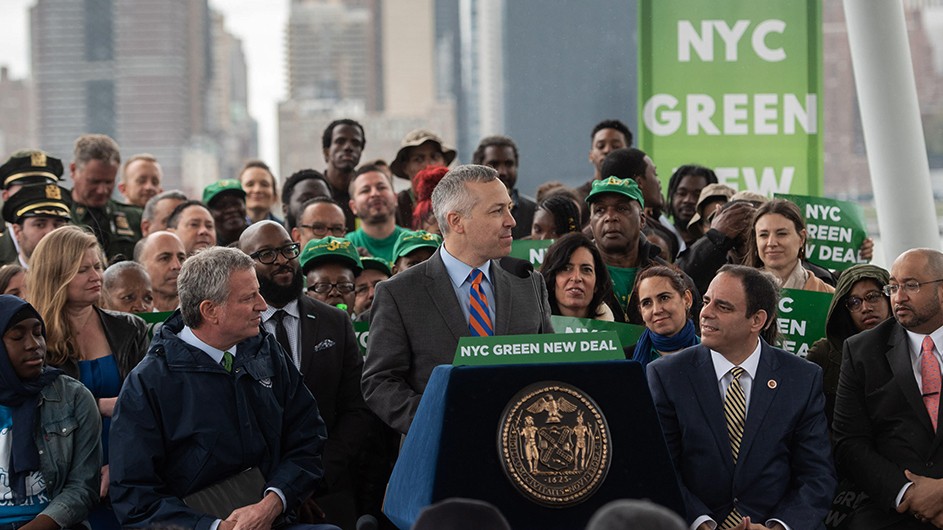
[{"left": 639, "top": 1, "right": 823, "bottom": 196}]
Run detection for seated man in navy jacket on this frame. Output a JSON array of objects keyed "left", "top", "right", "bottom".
[{"left": 109, "top": 246, "right": 335, "bottom": 530}]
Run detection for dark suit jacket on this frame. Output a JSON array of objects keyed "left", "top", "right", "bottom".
[
  {"left": 361, "top": 247, "right": 554, "bottom": 434},
  {"left": 294, "top": 297, "right": 372, "bottom": 495},
  {"left": 648, "top": 342, "right": 835, "bottom": 529},
  {"left": 834, "top": 318, "right": 943, "bottom": 529},
  {"left": 0, "top": 231, "right": 19, "bottom": 266}
]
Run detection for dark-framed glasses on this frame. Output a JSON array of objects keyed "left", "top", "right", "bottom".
[
  {"left": 882, "top": 279, "right": 943, "bottom": 297},
  {"left": 299, "top": 223, "right": 347, "bottom": 237},
  {"left": 844, "top": 291, "right": 885, "bottom": 312},
  {"left": 249, "top": 243, "right": 301, "bottom": 264},
  {"left": 307, "top": 281, "right": 355, "bottom": 294}
]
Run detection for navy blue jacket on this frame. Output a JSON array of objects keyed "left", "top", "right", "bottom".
[{"left": 108, "top": 310, "right": 327, "bottom": 529}]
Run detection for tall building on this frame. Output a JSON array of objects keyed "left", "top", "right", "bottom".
[
  {"left": 442, "top": 0, "right": 638, "bottom": 194},
  {"left": 286, "top": 0, "right": 379, "bottom": 110},
  {"left": 0, "top": 66, "right": 36, "bottom": 156},
  {"left": 279, "top": 0, "right": 456, "bottom": 180},
  {"left": 30, "top": 0, "right": 257, "bottom": 196}
]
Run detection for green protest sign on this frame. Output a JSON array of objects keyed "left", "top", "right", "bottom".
[
  {"left": 135, "top": 310, "right": 174, "bottom": 341},
  {"left": 775, "top": 193, "right": 867, "bottom": 271},
  {"left": 639, "top": 1, "right": 823, "bottom": 196},
  {"left": 776, "top": 288, "right": 832, "bottom": 357},
  {"left": 353, "top": 321, "right": 369, "bottom": 356},
  {"left": 508, "top": 239, "right": 554, "bottom": 268},
  {"left": 453, "top": 331, "right": 624, "bottom": 367},
  {"left": 550, "top": 315, "right": 645, "bottom": 349}
]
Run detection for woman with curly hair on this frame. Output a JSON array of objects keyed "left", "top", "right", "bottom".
[{"left": 411, "top": 165, "right": 449, "bottom": 233}]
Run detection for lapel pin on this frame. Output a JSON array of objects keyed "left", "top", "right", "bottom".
[
  {"left": 306, "top": 313, "right": 316, "bottom": 320},
  {"left": 768, "top": 379, "right": 777, "bottom": 389}
]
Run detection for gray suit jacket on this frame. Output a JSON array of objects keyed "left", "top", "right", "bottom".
[{"left": 361, "top": 247, "right": 553, "bottom": 434}]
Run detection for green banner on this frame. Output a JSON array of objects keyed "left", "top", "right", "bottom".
[
  {"left": 453, "top": 331, "right": 624, "bottom": 367},
  {"left": 353, "top": 321, "right": 369, "bottom": 356},
  {"left": 775, "top": 193, "right": 867, "bottom": 271},
  {"left": 135, "top": 310, "right": 173, "bottom": 341},
  {"left": 776, "top": 288, "right": 832, "bottom": 357},
  {"left": 508, "top": 239, "right": 554, "bottom": 268},
  {"left": 550, "top": 315, "right": 645, "bottom": 349},
  {"left": 639, "top": 1, "right": 823, "bottom": 196}
]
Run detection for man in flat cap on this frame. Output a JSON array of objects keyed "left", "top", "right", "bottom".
[
  {"left": 68, "top": 134, "right": 142, "bottom": 261},
  {"left": 389, "top": 129, "right": 456, "bottom": 227},
  {"left": 0, "top": 184, "right": 72, "bottom": 267}
]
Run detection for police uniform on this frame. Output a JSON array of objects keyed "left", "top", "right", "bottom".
[
  {"left": 68, "top": 190, "right": 142, "bottom": 262},
  {"left": 0, "top": 150, "right": 66, "bottom": 266},
  {"left": 0, "top": 183, "right": 72, "bottom": 267}
]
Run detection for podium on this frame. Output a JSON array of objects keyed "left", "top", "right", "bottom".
[{"left": 384, "top": 360, "right": 684, "bottom": 529}]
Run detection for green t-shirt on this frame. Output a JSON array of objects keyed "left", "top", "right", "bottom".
[
  {"left": 345, "top": 226, "right": 407, "bottom": 262},
  {"left": 607, "top": 265, "right": 638, "bottom": 314}
]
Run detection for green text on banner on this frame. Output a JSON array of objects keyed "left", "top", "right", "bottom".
[
  {"left": 777, "top": 288, "right": 832, "bottom": 357},
  {"left": 775, "top": 193, "right": 867, "bottom": 271},
  {"left": 550, "top": 315, "right": 645, "bottom": 349},
  {"left": 453, "top": 332, "right": 624, "bottom": 367},
  {"left": 638, "top": 1, "right": 823, "bottom": 196}
]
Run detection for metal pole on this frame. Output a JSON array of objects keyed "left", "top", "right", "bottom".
[{"left": 842, "top": 0, "right": 938, "bottom": 260}]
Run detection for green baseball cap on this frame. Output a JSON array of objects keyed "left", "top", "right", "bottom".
[
  {"left": 202, "top": 179, "right": 246, "bottom": 206},
  {"left": 392, "top": 230, "right": 443, "bottom": 262},
  {"left": 360, "top": 256, "right": 393, "bottom": 277},
  {"left": 585, "top": 176, "right": 645, "bottom": 208},
  {"left": 300, "top": 236, "right": 363, "bottom": 274}
]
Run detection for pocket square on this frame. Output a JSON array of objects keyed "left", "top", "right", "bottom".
[{"left": 313, "top": 339, "right": 335, "bottom": 352}]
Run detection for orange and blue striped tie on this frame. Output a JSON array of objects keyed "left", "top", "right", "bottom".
[{"left": 468, "top": 269, "right": 494, "bottom": 336}]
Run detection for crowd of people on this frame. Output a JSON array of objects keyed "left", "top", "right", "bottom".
[{"left": 0, "top": 117, "right": 941, "bottom": 530}]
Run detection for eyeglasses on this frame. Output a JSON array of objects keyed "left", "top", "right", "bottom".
[
  {"left": 307, "top": 281, "right": 355, "bottom": 294},
  {"left": 844, "top": 291, "right": 885, "bottom": 312},
  {"left": 298, "top": 223, "right": 347, "bottom": 237},
  {"left": 882, "top": 279, "right": 943, "bottom": 297},
  {"left": 249, "top": 243, "right": 301, "bottom": 265}
]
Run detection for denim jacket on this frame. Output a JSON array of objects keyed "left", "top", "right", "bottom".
[{"left": 34, "top": 374, "right": 102, "bottom": 528}]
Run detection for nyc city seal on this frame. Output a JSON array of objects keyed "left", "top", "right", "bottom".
[{"left": 498, "top": 381, "right": 611, "bottom": 507}]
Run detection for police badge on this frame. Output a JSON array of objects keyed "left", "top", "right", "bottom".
[{"left": 497, "top": 381, "right": 611, "bottom": 507}]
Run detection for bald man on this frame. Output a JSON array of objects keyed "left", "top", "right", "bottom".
[{"left": 134, "top": 231, "right": 187, "bottom": 312}]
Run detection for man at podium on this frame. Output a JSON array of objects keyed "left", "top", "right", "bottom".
[{"left": 362, "top": 164, "right": 553, "bottom": 434}]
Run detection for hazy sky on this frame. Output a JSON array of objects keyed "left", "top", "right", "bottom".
[{"left": 0, "top": 0, "right": 288, "bottom": 166}]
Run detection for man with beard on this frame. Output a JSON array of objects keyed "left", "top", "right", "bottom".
[
  {"left": 239, "top": 221, "right": 373, "bottom": 530},
  {"left": 344, "top": 165, "right": 406, "bottom": 263},
  {"left": 134, "top": 231, "right": 187, "bottom": 312},
  {"left": 322, "top": 119, "right": 366, "bottom": 232},
  {"left": 834, "top": 248, "right": 943, "bottom": 528},
  {"left": 203, "top": 179, "right": 249, "bottom": 246}
]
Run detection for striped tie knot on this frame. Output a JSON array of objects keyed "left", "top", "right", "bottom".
[
  {"left": 731, "top": 366, "right": 744, "bottom": 381},
  {"left": 468, "top": 268, "right": 494, "bottom": 337}
]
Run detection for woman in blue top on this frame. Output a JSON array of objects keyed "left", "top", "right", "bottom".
[
  {"left": 26, "top": 227, "right": 148, "bottom": 530},
  {"left": 0, "top": 294, "right": 101, "bottom": 530},
  {"left": 630, "top": 265, "right": 699, "bottom": 368}
]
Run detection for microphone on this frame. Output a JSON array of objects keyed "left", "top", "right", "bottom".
[{"left": 356, "top": 514, "right": 378, "bottom": 530}]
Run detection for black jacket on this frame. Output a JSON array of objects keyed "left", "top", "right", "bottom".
[{"left": 52, "top": 307, "right": 149, "bottom": 382}]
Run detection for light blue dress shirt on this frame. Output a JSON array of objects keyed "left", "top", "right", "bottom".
[{"left": 439, "top": 245, "right": 497, "bottom": 324}]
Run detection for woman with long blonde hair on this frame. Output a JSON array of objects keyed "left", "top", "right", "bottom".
[{"left": 27, "top": 225, "right": 148, "bottom": 530}]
